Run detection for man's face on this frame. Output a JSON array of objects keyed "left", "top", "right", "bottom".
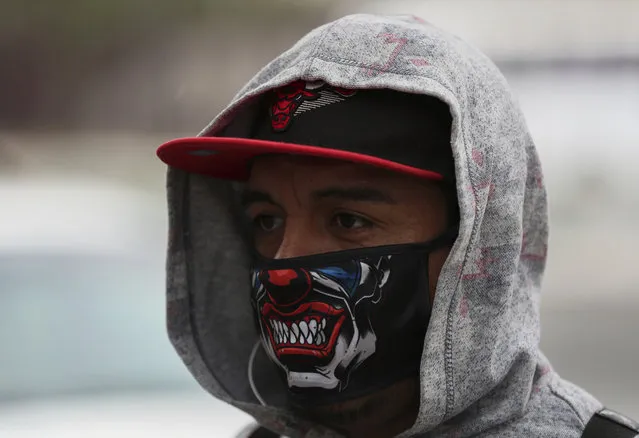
[{"left": 244, "top": 155, "right": 449, "bottom": 390}]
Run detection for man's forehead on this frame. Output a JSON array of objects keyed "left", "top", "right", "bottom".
[
  {"left": 240, "top": 184, "right": 398, "bottom": 208},
  {"left": 244, "top": 154, "right": 443, "bottom": 209}
]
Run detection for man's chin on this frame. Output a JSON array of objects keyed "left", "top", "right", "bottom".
[{"left": 301, "top": 392, "right": 385, "bottom": 431}]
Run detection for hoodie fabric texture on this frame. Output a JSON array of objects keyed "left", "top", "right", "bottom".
[{"left": 164, "top": 14, "right": 603, "bottom": 437}]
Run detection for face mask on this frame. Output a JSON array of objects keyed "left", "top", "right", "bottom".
[{"left": 249, "top": 228, "right": 457, "bottom": 406}]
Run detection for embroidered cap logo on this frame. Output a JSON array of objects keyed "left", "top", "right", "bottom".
[{"left": 269, "top": 80, "right": 356, "bottom": 132}]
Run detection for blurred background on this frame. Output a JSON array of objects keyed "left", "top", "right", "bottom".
[{"left": 1, "top": 0, "right": 637, "bottom": 436}]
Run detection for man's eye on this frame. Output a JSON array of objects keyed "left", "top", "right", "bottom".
[
  {"left": 254, "top": 215, "right": 283, "bottom": 232},
  {"left": 332, "top": 213, "right": 373, "bottom": 230}
]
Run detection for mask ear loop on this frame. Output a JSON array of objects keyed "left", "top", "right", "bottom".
[{"left": 248, "top": 339, "right": 267, "bottom": 407}]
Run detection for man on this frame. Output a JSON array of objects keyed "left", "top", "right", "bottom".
[{"left": 156, "top": 14, "right": 638, "bottom": 438}]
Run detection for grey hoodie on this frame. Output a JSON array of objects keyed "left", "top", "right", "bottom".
[{"left": 164, "top": 13, "right": 605, "bottom": 438}]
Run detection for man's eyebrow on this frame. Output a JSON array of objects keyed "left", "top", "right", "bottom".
[
  {"left": 239, "top": 189, "right": 281, "bottom": 208},
  {"left": 311, "top": 187, "right": 397, "bottom": 204}
]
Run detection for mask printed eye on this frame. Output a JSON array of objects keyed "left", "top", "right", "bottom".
[{"left": 314, "top": 264, "right": 361, "bottom": 297}]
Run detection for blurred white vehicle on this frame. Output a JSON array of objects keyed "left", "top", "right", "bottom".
[{"left": 0, "top": 176, "right": 252, "bottom": 437}]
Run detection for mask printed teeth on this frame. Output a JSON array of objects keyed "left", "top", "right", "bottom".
[
  {"left": 260, "top": 301, "right": 346, "bottom": 358},
  {"left": 268, "top": 318, "right": 329, "bottom": 347}
]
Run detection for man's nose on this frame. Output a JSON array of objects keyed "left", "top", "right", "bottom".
[
  {"left": 274, "top": 222, "right": 332, "bottom": 260},
  {"left": 258, "top": 268, "right": 311, "bottom": 306}
]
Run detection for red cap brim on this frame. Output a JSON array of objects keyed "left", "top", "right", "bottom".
[{"left": 156, "top": 137, "right": 443, "bottom": 181}]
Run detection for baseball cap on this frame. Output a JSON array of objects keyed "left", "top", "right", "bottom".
[{"left": 157, "top": 80, "right": 454, "bottom": 182}]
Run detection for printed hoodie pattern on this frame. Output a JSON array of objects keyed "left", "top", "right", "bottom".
[{"left": 164, "top": 13, "right": 603, "bottom": 438}]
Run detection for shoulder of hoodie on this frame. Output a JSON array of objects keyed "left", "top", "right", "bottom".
[{"left": 477, "top": 373, "right": 603, "bottom": 437}]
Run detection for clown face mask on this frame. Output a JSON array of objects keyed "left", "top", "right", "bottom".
[{"left": 250, "top": 230, "right": 456, "bottom": 405}]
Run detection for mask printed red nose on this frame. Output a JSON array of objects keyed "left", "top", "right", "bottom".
[{"left": 258, "top": 269, "right": 311, "bottom": 307}]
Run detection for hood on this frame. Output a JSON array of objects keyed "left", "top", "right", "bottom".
[{"left": 164, "top": 13, "right": 553, "bottom": 437}]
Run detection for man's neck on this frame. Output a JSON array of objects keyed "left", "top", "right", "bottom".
[{"left": 304, "top": 378, "right": 420, "bottom": 438}]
